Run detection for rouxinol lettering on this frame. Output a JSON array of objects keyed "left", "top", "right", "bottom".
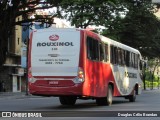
[{"left": 37, "top": 42, "right": 74, "bottom": 47}]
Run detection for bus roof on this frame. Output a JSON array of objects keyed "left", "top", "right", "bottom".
[
  {"left": 82, "top": 29, "right": 141, "bottom": 55},
  {"left": 100, "top": 35, "right": 141, "bottom": 54}
]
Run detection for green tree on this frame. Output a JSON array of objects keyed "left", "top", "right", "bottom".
[
  {"left": 0, "top": 0, "right": 58, "bottom": 67},
  {"left": 102, "top": 0, "right": 160, "bottom": 58},
  {"left": 55, "top": 0, "right": 125, "bottom": 28},
  {"left": 101, "top": 0, "right": 160, "bottom": 90}
]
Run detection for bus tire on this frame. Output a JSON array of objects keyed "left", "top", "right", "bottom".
[
  {"left": 129, "top": 89, "right": 136, "bottom": 102},
  {"left": 59, "top": 96, "right": 77, "bottom": 105},
  {"left": 106, "top": 85, "right": 113, "bottom": 106},
  {"left": 96, "top": 85, "right": 113, "bottom": 106}
]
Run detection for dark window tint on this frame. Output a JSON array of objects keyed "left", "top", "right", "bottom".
[
  {"left": 87, "top": 37, "right": 99, "bottom": 61},
  {"left": 87, "top": 37, "right": 108, "bottom": 62}
]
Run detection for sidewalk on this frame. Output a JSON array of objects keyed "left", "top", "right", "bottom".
[{"left": 0, "top": 92, "right": 42, "bottom": 100}]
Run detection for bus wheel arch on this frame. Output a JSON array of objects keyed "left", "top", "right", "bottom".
[
  {"left": 108, "top": 82, "right": 114, "bottom": 95},
  {"left": 96, "top": 83, "right": 114, "bottom": 106}
]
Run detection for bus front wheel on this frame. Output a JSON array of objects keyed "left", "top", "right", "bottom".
[{"left": 128, "top": 89, "right": 136, "bottom": 102}]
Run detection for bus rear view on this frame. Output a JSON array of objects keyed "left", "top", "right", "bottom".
[
  {"left": 28, "top": 28, "right": 83, "bottom": 105},
  {"left": 29, "top": 28, "right": 143, "bottom": 106}
]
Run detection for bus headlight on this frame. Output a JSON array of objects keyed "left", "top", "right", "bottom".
[{"left": 73, "top": 67, "right": 84, "bottom": 83}]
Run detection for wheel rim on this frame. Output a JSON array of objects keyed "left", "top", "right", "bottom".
[{"left": 107, "top": 86, "right": 113, "bottom": 105}]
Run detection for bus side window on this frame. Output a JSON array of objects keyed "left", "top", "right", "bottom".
[
  {"left": 110, "top": 45, "right": 112, "bottom": 63},
  {"left": 87, "top": 37, "right": 92, "bottom": 59},
  {"left": 129, "top": 52, "right": 132, "bottom": 67},
  {"left": 86, "top": 37, "right": 99, "bottom": 61},
  {"left": 94, "top": 40, "right": 99, "bottom": 61},
  {"left": 122, "top": 49, "right": 125, "bottom": 65},
  {"left": 115, "top": 47, "right": 118, "bottom": 64},
  {"left": 118, "top": 48, "right": 122, "bottom": 65},
  {"left": 135, "top": 54, "right": 138, "bottom": 69},
  {"left": 110, "top": 45, "right": 114, "bottom": 64},
  {"left": 132, "top": 53, "right": 136, "bottom": 68},
  {"left": 99, "top": 42, "right": 105, "bottom": 61},
  {"left": 126, "top": 51, "right": 130, "bottom": 67},
  {"left": 104, "top": 44, "right": 108, "bottom": 62}
]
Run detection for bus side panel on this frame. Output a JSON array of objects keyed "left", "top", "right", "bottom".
[
  {"left": 84, "top": 60, "right": 121, "bottom": 97},
  {"left": 82, "top": 31, "right": 121, "bottom": 97},
  {"left": 78, "top": 31, "right": 92, "bottom": 96}
]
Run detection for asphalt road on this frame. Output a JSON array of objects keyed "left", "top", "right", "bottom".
[{"left": 0, "top": 89, "right": 160, "bottom": 120}]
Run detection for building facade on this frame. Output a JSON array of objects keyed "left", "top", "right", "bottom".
[
  {"left": 0, "top": 16, "right": 69, "bottom": 92},
  {"left": 1, "top": 16, "right": 23, "bottom": 92}
]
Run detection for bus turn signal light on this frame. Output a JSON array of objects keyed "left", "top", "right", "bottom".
[{"left": 73, "top": 67, "right": 84, "bottom": 83}]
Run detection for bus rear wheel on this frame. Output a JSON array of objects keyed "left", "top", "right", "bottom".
[
  {"left": 59, "top": 96, "right": 77, "bottom": 105},
  {"left": 96, "top": 85, "right": 113, "bottom": 106}
]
